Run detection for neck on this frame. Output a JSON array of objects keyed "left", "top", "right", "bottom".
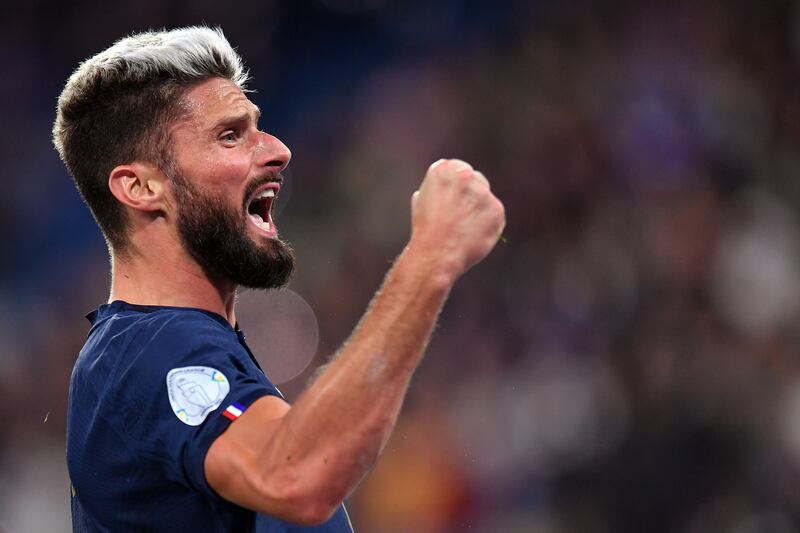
[{"left": 109, "top": 242, "right": 237, "bottom": 326}]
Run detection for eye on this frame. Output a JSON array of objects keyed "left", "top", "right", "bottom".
[{"left": 219, "top": 130, "right": 239, "bottom": 144}]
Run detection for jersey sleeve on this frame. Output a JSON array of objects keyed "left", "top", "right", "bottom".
[{"left": 109, "top": 311, "right": 283, "bottom": 503}]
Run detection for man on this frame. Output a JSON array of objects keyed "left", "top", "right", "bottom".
[{"left": 53, "top": 26, "right": 505, "bottom": 532}]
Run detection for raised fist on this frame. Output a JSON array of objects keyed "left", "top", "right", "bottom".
[{"left": 409, "top": 159, "right": 506, "bottom": 280}]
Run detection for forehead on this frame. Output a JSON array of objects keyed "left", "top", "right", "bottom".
[{"left": 178, "top": 78, "right": 257, "bottom": 129}]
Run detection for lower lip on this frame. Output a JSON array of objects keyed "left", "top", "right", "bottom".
[{"left": 248, "top": 213, "right": 278, "bottom": 238}]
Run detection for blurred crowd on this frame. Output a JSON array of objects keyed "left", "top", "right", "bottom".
[{"left": 2, "top": 0, "right": 800, "bottom": 531}]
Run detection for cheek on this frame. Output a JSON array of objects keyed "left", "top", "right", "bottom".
[
  {"left": 205, "top": 158, "right": 250, "bottom": 187},
  {"left": 171, "top": 134, "right": 251, "bottom": 196},
  {"left": 185, "top": 150, "right": 251, "bottom": 195}
]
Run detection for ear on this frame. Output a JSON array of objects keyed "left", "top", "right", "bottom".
[{"left": 108, "top": 162, "right": 167, "bottom": 213}]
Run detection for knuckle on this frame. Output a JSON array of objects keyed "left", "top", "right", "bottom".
[
  {"left": 457, "top": 170, "right": 474, "bottom": 183},
  {"left": 429, "top": 158, "right": 446, "bottom": 171},
  {"left": 495, "top": 198, "right": 505, "bottom": 215},
  {"left": 431, "top": 161, "right": 451, "bottom": 177},
  {"left": 436, "top": 171, "right": 453, "bottom": 185},
  {"left": 491, "top": 199, "right": 505, "bottom": 220},
  {"left": 450, "top": 158, "right": 473, "bottom": 171}
]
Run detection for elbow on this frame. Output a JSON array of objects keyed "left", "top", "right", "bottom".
[
  {"left": 286, "top": 498, "right": 340, "bottom": 527},
  {"left": 252, "top": 470, "right": 345, "bottom": 526},
  {"left": 249, "top": 442, "right": 382, "bottom": 525}
]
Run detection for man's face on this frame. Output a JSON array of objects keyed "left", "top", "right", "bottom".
[{"left": 166, "top": 78, "right": 294, "bottom": 289}]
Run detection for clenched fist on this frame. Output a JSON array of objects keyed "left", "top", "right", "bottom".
[{"left": 408, "top": 159, "right": 506, "bottom": 282}]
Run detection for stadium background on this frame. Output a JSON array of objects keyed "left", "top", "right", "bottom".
[{"left": 2, "top": 0, "right": 800, "bottom": 531}]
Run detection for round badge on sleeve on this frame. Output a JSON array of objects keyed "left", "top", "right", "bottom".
[{"left": 166, "top": 366, "right": 231, "bottom": 426}]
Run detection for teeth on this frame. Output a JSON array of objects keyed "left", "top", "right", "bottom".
[
  {"left": 258, "top": 189, "right": 275, "bottom": 199},
  {"left": 261, "top": 221, "right": 271, "bottom": 230}
]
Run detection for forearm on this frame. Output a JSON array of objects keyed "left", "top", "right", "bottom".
[
  {"left": 207, "top": 159, "right": 505, "bottom": 523},
  {"left": 261, "top": 245, "right": 453, "bottom": 506}
]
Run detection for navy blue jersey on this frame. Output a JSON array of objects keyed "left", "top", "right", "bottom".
[{"left": 67, "top": 300, "right": 353, "bottom": 532}]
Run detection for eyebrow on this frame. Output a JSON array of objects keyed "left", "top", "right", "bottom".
[{"left": 213, "top": 104, "right": 262, "bottom": 129}]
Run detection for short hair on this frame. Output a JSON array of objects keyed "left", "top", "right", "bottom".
[{"left": 52, "top": 26, "right": 249, "bottom": 251}]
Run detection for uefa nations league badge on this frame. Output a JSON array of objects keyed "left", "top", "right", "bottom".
[{"left": 166, "top": 366, "right": 231, "bottom": 426}]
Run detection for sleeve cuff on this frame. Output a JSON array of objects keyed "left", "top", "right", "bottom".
[{"left": 185, "top": 387, "right": 282, "bottom": 503}]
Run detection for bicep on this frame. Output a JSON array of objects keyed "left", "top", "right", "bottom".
[{"left": 205, "top": 394, "right": 293, "bottom": 514}]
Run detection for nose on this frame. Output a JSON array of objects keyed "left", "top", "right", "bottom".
[{"left": 255, "top": 131, "right": 291, "bottom": 173}]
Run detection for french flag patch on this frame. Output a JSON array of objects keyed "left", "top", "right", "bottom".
[{"left": 222, "top": 402, "right": 245, "bottom": 421}]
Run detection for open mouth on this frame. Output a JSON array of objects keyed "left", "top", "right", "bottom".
[{"left": 246, "top": 184, "right": 279, "bottom": 238}]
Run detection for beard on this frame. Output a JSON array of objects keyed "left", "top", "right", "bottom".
[{"left": 169, "top": 170, "right": 295, "bottom": 290}]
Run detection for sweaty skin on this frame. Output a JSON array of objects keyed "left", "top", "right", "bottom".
[{"left": 107, "top": 77, "right": 506, "bottom": 526}]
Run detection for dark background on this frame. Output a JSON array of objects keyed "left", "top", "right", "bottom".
[{"left": 2, "top": 0, "right": 800, "bottom": 531}]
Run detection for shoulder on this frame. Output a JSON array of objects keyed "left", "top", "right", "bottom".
[
  {"left": 135, "top": 308, "right": 235, "bottom": 345},
  {"left": 88, "top": 307, "right": 246, "bottom": 393},
  {"left": 74, "top": 307, "right": 235, "bottom": 395},
  {"left": 137, "top": 309, "right": 242, "bottom": 365},
  {"left": 107, "top": 307, "right": 240, "bottom": 360},
  {"left": 102, "top": 309, "right": 256, "bottom": 433}
]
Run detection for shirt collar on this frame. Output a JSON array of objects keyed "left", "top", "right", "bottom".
[{"left": 86, "top": 300, "right": 233, "bottom": 330}]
